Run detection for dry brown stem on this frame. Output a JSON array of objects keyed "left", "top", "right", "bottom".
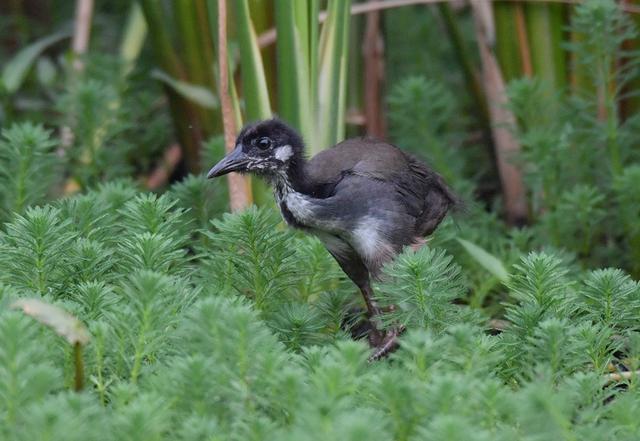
[
  {"left": 218, "top": 0, "right": 252, "bottom": 211},
  {"left": 71, "top": 0, "right": 93, "bottom": 72},
  {"left": 471, "top": 0, "right": 528, "bottom": 224},
  {"left": 363, "top": 1, "right": 387, "bottom": 138},
  {"left": 145, "top": 144, "right": 182, "bottom": 190}
]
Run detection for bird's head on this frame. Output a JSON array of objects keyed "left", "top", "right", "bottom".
[{"left": 207, "top": 119, "right": 304, "bottom": 180}]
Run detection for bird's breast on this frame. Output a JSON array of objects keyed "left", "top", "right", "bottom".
[
  {"left": 274, "top": 185, "right": 308, "bottom": 229},
  {"left": 282, "top": 195, "right": 315, "bottom": 228},
  {"left": 278, "top": 200, "right": 304, "bottom": 228}
]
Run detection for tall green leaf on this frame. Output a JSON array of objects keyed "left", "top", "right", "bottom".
[
  {"left": 140, "top": 0, "right": 206, "bottom": 173},
  {"left": 152, "top": 70, "right": 219, "bottom": 109},
  {"left": 1, "top": 31, "right": 71, "bottom": 94},
  {"left": 525, "top": 3, "right": 566, "bottom": 89},
  {"left": 457, "top": 238, "right": 510, "bottom": 283},
  {"left": 119, "top": 2, "right": 148, "bottom": 77},
  {"left": 234, "top": 0, "right": 272, "bottom": 121},
  {"left": 274, "top": 0, "right": 350, "bottom": 153},
  {"left": 493, "top": 2, "right": 524, "bottom": 82},
  {"left": 274, "top": 0, "right": 313, "bottom": 140},
  {"left": 317, "top": 0, "right": 350, "bottom": 151}
]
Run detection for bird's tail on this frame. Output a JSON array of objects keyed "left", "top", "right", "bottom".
[{"left": 407, "top": 158, "right": 462, "bottom": 237}]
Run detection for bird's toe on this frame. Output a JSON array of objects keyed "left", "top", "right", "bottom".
[{"left": 367, "top": 325, "right": 405, "bottom": 362}]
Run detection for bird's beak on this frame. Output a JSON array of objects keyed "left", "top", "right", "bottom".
[{"left": 207, "top": 144, "right": 249, "bottom": 178}]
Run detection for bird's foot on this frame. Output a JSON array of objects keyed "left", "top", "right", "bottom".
[
  {"left": 367, "top": 325, "right": 405, "bottom": 362},
  {"left": 367, "top": 326, "right": 385, "bottom": 347},
  {"left": 365, "top": 305, "right": 394, "bottom": 346}
]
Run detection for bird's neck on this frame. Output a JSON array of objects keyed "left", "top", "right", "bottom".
[
  {"left": 269, "top": 153, "right": 311, "bottom": 230},
  {"left": 272, "top": 153, "right": 308, "bottom": 197}
]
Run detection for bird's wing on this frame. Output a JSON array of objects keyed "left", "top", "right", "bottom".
[
  {"left": 306, "top": 138, "right": 457, "bottom": 230},
  {"left": 302, "top": 137, "right": 457, "bottom": 239},
  {"left": 305, "top": 138, "right": 410, "bottom": 189}
]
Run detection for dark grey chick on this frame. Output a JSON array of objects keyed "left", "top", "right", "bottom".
[{"left": 208, "top": 119, "right": 457, "bottom": 360}]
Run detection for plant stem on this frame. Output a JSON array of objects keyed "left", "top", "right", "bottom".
[
  {"left": 71, "top": 0, "right": 93, "bottom": 73},
  {"left": 130, "top": 310, "right": 149, "bottom": 384},
  {"left": 493, "top": 2, "right": 523, "bottom": 82},
  {"left": 523, "top": 2, "right": 566, "bottom": 92},
  {"left": 363, "top": 0, "right": 386, "bottom": 138},
  {"left": 472, "top": 1, "right": 529, "bottom": 224},
  {"left": 74, "top": 342, "right": 84, "bottom": 391},
  {"left": 94, "top": 332, "right": 106, "bottom": 404},
  {"left": 217, "top": 0, "right": 253, "bottom": 211}
]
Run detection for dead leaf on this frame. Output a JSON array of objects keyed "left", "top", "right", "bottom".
[{"left": 11, "top": 298, "right": 90, "bottom": 345}]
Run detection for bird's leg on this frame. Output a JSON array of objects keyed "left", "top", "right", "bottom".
[
  {"left": 358, "top": 281, "right": 404, "bottom": 360},
  {"left": 358, "top": 282, "right": 384, "bottom": 346},
  {"left": 323, "top": 244, "right": 402, "bottom": 359},
  {"left": 359, "top": 281, "right": 382, "bottom": 318}
]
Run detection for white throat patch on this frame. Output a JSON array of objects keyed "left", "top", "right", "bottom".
[{"left": 274, "top": 144, "right": 293, "bottom": 162}]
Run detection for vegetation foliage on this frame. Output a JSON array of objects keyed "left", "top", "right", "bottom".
[
  {"left": 0, "top": 136, "right": 639, "bottom": 440},
  {"left": 1, "top": 0, "right": 640, "bottom": 440}
]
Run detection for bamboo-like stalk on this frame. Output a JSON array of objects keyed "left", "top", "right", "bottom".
[
  {"left": 514, "top": 3, "right": 533, "bottom": 76},
  {"left": 525, "top": 2, "right": 566, "bottom": 89},
  {"left": 493, "top": 1, "right": 523, "bottom": 82},
  {"left": 233, "top": 0, "right": 274, "bottom": 205},
  {"left": 471, "top": 0, "right": 528, "bottom": 224},
  {"left": 336, "top": 0, "right": 351, "bottom": 145},
  {"left": 60, "top": 0, "right": 94, "bottom": 152},
  {"left": 346, "top": 11, "right": 365, "bottom": 132},
  {"left": 228, "top": 63, "right": 244, "bottom": 131},
  {"left": 71, "top": 0, "right": 93, "bottom": 72},
  {"left": 218, "top": 0, "right": 252, "bottom": 211},
  {"left": 363, "top": 0, "right": 386, "bottom": 138},
  {"left": 60, "top": 0, "right": 93, "bottom": 154}
]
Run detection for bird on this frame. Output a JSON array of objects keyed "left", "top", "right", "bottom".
[{"left": 207, "top": 118, "right": 458, "bottom": 360}]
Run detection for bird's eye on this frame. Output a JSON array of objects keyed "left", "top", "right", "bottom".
[{"left": 256, "top": 137, "right": 272, "bottom": 150}]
